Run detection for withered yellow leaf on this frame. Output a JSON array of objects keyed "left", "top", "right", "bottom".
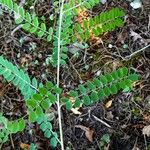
[{"left": 105, "top": 100, "right": 113, "bottom": 108}]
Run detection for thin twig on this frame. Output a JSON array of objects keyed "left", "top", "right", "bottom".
[
  {"left": 63, "top": 1, "right": 85, "bottom": 13},
  {"left": 57, "top": 0, "right": 65, "bottom": 150},
  {"left": 93, "top": 115, "right": 112, "bottom": 128},
  {"left": 132, "top": 137, "right": 138, "bottom": 150},
  {"left": 11, "top": 25, "right": 22, "bottom": 36},
  {"left": 10, "top": 134, "right": 15, "bottom": 149},
  {"left": 69, "top": 59, "right": 83, "bottom": 82},
  {"left": 144, "top": 134, "right": 148, "bottom": 150},
  {"left": 125, "top": 44, "right": 150, "bottom": 60}
]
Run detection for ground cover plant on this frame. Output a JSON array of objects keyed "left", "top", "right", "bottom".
[{"left": 0, "top": 0, "right": 150, "bottom": 149}]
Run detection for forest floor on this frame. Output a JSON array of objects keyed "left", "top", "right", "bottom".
[{"left": 0, "top": 0, "right": 150, "bottom": 150}]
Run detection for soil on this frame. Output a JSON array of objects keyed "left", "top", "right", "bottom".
[{"left": 0, "top": 0, "right": 150, "bottom": 150}]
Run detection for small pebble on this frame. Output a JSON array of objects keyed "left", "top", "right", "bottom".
[
  {"left": 108, "top": 44, "right": 113, "bottom": 49},
  {"left": 96, "top": 70, "right": 101, "bottom": 76}
]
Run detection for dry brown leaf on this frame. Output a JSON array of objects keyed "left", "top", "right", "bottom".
[
  {"left": 20, "top": 143, "right": 30, "bottom": 149},
  {"left": 143, "top": 115, "right": 150, "bottom": 122},
  {"left": 71, "top": 108, "right": 82, "bottom": 115},
  {"left": 112, "top": 61, "right": 123, "bottom": 70},
  {"left": 75, "top": 125, "right": 94, "bottom": 142},
  {"left": 105, "top": 100, "right": 113, "bottom": 108},
  {"left": 75, "top": 8, "right": 89, "bottom": 24},
  {"left": 130, "top": 30, "right": 143, "bottom": 41},
  {"left": 69, "top": 96, "right": 83, "bottom": 111},
  {"left": 69, "top": 96, "right": 75, "bottom": 103},
  {"left": 20, "top": 57, "right": 28, "bottom": 66},
  {"left": 106, "top": 111, "right": 114, "bottom": 120},
  {"left": 142, "top": 125, "right": 150, "bottom": 137},
  {"left": 85, "top": 128, "right": 94, "bottom": 142}
]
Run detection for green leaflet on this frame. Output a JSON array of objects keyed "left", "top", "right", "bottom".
[{"left": 0, "top": 114, "right": 9, "bottom": 144}]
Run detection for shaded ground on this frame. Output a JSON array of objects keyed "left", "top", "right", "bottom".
[{"left": 0, "top": 0, "right": 150, "bottom": 150}]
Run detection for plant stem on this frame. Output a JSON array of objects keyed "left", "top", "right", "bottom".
[
  {"left": 125, "top": 44, "right": 150, "bottom": 60},
  {"left": 57, "top": 0, "right": 65, "bottom": 150}
]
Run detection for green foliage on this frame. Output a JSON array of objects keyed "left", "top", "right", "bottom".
[
  {"left": 7, "top": 118, "right": 26, "bottom": 133},
  {"left": 0, "top": 0, "right": 138, "bottom": 149},
  {"left": 99, "top": 134, "right": 110, "bottom": 148},
  {"left": 49, "top": 0, "right": 102, "bottom": 66},
  {"left": 26, "top": 81, "right": 60, "bottom": 147},
  {"left": 69, "top": 0, "right": 100, "bottom": 13},
  {"left": 0, "top": 57, "right": 139, "bottom": 147},
  {"left": 0, "top": 114, "right": 26, "bottom": 144},
  {"left": 0, "top": 0, "right": 53, "bottom": 41},
  {"left": 50, "top": 3, "right": 74, "bottom": 66},
  {"left": 62, "top": 67, "right": 139, "bottom": 109},
  {"left": 30, "top": 143, "right": 36, "bottom": 150},
  {"left": 26, "top": 81, "right": 61, "bottom": 122},
  {"left": 0, "top": 0, "right": 125, "bottom": 67},
  {"left": 0, "top": 114, "right": 9, "bottom": 144},
  {"left": 73, "top": 7, "right": 125, "bottom": 41},
  {"left": 0, "top": 56, "right": 59, "bottom": 147},
  {"left": 0, "top": 56, "right": 38, "bottom": 99},
  {"left": 37, "top": 115, "right": 58, "bottom": 147},
  {"left": 80, "top": 0, "right": 100, "bottom": 10}
]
